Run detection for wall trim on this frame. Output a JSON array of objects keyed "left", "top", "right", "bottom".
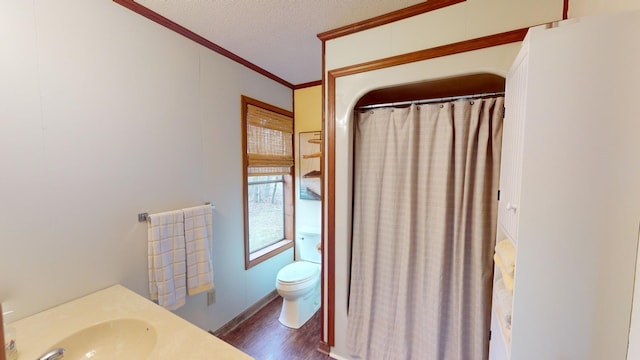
[
  {"left": 324, "top": 27, "right": 528, "bottom": 347},
  {"left": 329, "top": 28, "right": 528, "bottom": 79},
  {"left": 320, "top": 39, "right": 328, "bottom": 349},
  {"left": 112, "top": 0, "right": 294, "bottom": 89},
  {"left": 317, "top": 0, "right": 466, "bottom": 41},
  {"left": 210, "top": 290, "right": 280, "bottom": 336},
  {"left": 294, "top": 80, "right": 322, "bottom": 90},
  {"left": 317, "top": 340, "right": 331, "bottom": 355},
  {"left": 240, "top": 95, "right": 295, "bottom": 270}
]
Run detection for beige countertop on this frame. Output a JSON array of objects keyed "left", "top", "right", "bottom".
[{"left": 9, "top": 284, "right": 253, "bottom": 359}]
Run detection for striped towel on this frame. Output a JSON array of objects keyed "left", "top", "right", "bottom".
[
  {"left": 148, "top": 210, "right": 186, "bottom": 310},
  {"left": 183, "top": 205, "right": 214, "bottom": 295}
]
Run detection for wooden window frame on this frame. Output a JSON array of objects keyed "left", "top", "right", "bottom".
[{"left": 241, "top": 95, "right": 295, "bottom": 269}]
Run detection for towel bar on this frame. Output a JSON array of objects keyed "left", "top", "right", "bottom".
[{"left": 138, "top": 203, "right": 215, "bottom": 223}]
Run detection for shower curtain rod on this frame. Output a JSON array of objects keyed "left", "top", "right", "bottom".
[{"left": 356, "top": 91, "right": 505, "bottom": 111}]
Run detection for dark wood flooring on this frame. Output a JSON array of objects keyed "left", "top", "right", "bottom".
[{"left": 218, "top": 297, "right": 331, "bottom": 360}]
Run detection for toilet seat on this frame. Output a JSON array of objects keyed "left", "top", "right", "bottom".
[{"left": 277, "top": 261, "right": 319, "bottom": 285}]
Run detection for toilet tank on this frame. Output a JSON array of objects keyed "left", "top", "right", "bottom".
[{"left": 297, "top": 228, "right": 320, "bottom": 263}]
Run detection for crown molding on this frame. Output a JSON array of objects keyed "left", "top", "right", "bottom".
[
  {"left": 317, "top": 0, "right": 465, "bottom": 41},
  {"left": 113, "top": 0, "right": 294, "bottom": 89}
]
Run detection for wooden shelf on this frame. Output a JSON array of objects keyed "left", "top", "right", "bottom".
[
  {"left": 303, "top": 170, "right": 321, "bottom": 178},
  {"left": 302, "top": 152, "right": 321, "bottom": 159}
]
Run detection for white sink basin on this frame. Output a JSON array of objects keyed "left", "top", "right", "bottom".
[
  {"left": 12, "top": 285, "right": 253, "bottom": 359},
  {"left": 47, "top": 318, "right": 157, "bottom": 359}
]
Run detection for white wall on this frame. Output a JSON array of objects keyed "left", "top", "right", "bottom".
[
  {"left": 294, "top": 86, "right": 322, "bottom": 241},
  {"left": 323, "top": 1, "right": 563, "bottom": 358},
  {"left": 0, "top": 0, "right": 293, "bottom": 332},
  {"left": 569, "top": 0, "right": 640, "bottom": 18},
  {"left": 325, "top": 0, "right": 563, "bottom": 72}
]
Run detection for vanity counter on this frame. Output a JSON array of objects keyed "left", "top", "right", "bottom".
[{"left": 9, "top": 285, "right": 253, "bottom": 359}]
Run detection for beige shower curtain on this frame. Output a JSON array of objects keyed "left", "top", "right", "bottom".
[{"left": 347, "top": 97, "right": 504, "bottom": 360}]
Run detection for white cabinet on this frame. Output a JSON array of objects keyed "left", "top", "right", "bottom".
[
  {"left": 490, "top": 11, "right": 640, "bottom": 360},
  {"left": 497, "top": 41, "right": 529, "bottom": 245},
  {"left": 489, "top": 38, "right": 528, "bottom": 360}
]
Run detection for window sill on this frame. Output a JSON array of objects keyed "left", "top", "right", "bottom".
[{"left": 247, "top": 239, "right": 293, "bottom": 269}]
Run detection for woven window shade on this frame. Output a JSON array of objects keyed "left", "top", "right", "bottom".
[{"left": 246, "top": 104, "right": 293, "bottom": 176}]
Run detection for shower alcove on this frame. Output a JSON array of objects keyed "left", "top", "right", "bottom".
[{"left": 325, "top": 42, "right": 520, "bottom": 357}]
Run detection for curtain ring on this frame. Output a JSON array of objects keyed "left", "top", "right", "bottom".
[
  {"left": 439, "top": 104, "right": 444, "bottom": 108},
  {"left": 470, "top": 100, "right": 475, "bottom": 105}
]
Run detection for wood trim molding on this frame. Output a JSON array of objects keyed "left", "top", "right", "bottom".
[
  {"left": 113, "top": 0, "right": 294, "bottom": 89},
  {"left": 563, "top": 0, "right": 569, "bottom": 20},
  {"left": 294, "top": 80, "right": 322, "bottom": 90},
  {"left": 324, "top": 27, "right": 528, "bottom": 347},
  {"left": 325, "top": 67, "right": 336, "bottom": 348},
  {"left": 317, "top": 0, "right": 466, "bottom": 41},
  {"left": 317, "top": 340, "right": 331, "bottom": 355},
  {"left": 241, "top": 95, "right": 295, "bottom": 270},
  {"left": 320, "top": 40, "right": 329, "bottom": 348},
  {"left": 330, "top": 28, "right": 528, "bottom": 79},
  {"left": 210, "top": 290, "right": 280, "bottom": 336}
]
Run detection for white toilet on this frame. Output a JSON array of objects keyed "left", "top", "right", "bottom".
[{"left": 275, "top": 229, "right": 321, "bottom": 329}]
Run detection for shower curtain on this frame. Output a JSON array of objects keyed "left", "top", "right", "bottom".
[{"left": 347, "top": 97, "right": 504, "bottom": 360}]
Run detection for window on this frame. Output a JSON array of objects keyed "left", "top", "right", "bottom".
[
  {"left": 247, "top": 175, "right": 285, "bottom": 252},
  {"left": 241, "top": 96, "right": 294, "bottom": 269}
]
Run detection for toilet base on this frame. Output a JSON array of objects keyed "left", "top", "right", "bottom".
[{"left": 278, "top": 284, "right": 320, "bottom": 329}]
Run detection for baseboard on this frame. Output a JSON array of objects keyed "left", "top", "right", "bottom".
[
  {"left": 210, "top": 289, "right": 280, "bottom": 337},
  {"left": 317, "top": 340, "right": 331, "bottom": 355},
  {"left": 329, "top": 354, "right": 351, "bottom": 360}
]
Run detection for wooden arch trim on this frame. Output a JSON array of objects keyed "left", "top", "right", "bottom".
[{"left": 324, "top": 27, "right": 528, "bottom": 346}]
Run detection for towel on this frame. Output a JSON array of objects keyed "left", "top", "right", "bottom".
[
  {"left": 494, "top": 254, "right": 514, "bottom": 292},
  {"left": 494, "top": 278, "right": 513, "bottom": 328},
  {"left": 148, "top": 210, "right": 186, "bottom": 310},
  {"left": 183, "top": 205, "right": 214, "bottom": 295},
  {"left": 495, "top": 239, "right": 516, "bottom": 276}
]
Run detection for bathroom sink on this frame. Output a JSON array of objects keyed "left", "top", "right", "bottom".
[{"left": 47, "top": 318, "right": 157, "bottom": 359}]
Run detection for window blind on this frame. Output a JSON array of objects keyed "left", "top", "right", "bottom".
[{"left": 246, "top": 104, "right": 294, "bottom": 176}]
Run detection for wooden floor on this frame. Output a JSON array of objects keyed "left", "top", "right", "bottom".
[{"left": 218, "top": 297, "right": 331, "bottom": 360}]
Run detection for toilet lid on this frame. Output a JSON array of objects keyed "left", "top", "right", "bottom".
[{"left": 278, "top": 261, "right": 319, "bottom": 284}]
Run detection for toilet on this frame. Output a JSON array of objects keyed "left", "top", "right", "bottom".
[{"left": 275, "top": 229, "right": 321, "bottom": 329}]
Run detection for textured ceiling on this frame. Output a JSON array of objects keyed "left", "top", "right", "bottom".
[{"left": 136, "top": 0, "right": 425, "bottom": 86}]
